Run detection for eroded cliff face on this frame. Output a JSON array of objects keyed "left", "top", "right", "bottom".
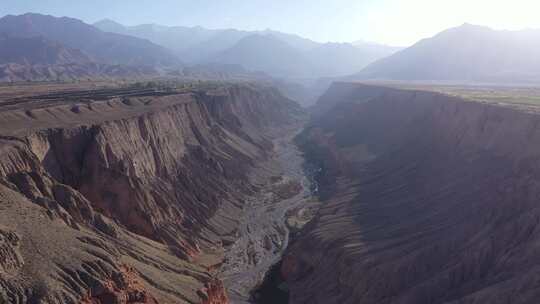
[
  {"left": 0, "top": 84, "right": 302, "bottom": 303},
  {"left": 284, "top": 83, "right": 540, "bottom": 304}
]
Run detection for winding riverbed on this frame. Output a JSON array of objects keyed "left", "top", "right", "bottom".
[{"left": 218, "top": 128, "right": 315, "bottom": 303}]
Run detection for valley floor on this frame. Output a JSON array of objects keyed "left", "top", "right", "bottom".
[{"left": 218, "top": 127, "right": 315, "bottom": 303}]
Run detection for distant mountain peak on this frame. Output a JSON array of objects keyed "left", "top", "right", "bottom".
[
  {"left": 442, "top": 23, "right": 493, "bottom": 36},
  {"left": 93, "top": 18, "right": 126, "bottom": 32},
  {"left": 10, "top": 12, "right": 88, "bottom": 26},
  {"left": 356, "top": 23, "right": 540, "bottom": 82},
  {"left": 94, "top": 18, "right": 123, "bottom": 26}
]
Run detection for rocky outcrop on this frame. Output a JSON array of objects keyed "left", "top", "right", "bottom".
[
  {"left": 198, "top": 280, "right": 228, "bottom": 304},
  {"left": 0, "top": 229, "right": 23, "bottom": 273},
  {"left": 80, "top": 265, "right": 158, "bottom": 304},
  {"left": 0, "top": 84, "right": 302, "bottom": 303},
  {"left": 284, "top": 83, "right": 540, "bottom": 304}
]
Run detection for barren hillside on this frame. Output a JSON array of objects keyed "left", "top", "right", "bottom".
[{"left": 284, "top": 83, "right": 540, "bottom": 304}]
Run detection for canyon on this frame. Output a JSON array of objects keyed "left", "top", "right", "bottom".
[
  {"left": 0, "top": 82, "right": 307, "bottom": 303},
  {"left": 2, "top": 5, "right": 540, "bottom": 304},
  {"left": 4, "top": 80, "right": 540, "bottom": 304},
  {"left": 283, "top": 83, "right": 540, "bottom": 304}
]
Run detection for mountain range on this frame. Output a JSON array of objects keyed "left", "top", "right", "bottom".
[
  {"left": 93, "top": 19, "right": 320, "bottom": 60},
  {"left": 2, "top": 13, "right": 540, "bottom": 85},
  {"left": 0, "top": 13, "right": 400, "bottom": 82},
  {"left": 0, "top": 34, "right": 157, "bottom": 82},
  {"left": 93, "top": 19, "right": 401, "bottom": 78}
]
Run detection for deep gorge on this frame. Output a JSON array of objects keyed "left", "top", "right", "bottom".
[
  {"left": 282, "top": 83, "right": 540, "bottom": 304},
  {"left": 4, "top": 81, "right": 540, "bottom": 304}
]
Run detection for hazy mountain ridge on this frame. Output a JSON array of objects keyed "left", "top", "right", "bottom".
[
  {"left": 0, "top": 13, "right": 181, "bottom": 68},
  {"left": 94, "top": 19, "right": 320, "bottom": 55},
  {"left": 4, "top": 13, "right": 539, "bottom": 84},
  {"left": 0, "top": 14, "right": 180, "bottom": 81},
  {"left": 0, "top": 35, "right": 91, "bottom": 65},
  {"left": 211, "top": 34, "right": 313, "bottom": 77},
  {"left": 94, "top": 19, "right": 401, "bottom": 78},
  {"left": 356, "top": 23, "right": 540, "bottom": 82},
  {"left": 0, "top": 13, "right": 400, "bottom": 82}
]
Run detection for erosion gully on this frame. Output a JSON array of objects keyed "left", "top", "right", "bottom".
[{"left": 217, "top": 126, "right": 317, "bottom": 304}]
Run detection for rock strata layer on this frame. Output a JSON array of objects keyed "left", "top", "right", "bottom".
[{"left": 0, "top": 84, "right": 302, "bottom": 303}]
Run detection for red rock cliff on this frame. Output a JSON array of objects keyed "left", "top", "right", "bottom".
[{"left": 0, "top": 84, "right": 302, "bottom": 303}]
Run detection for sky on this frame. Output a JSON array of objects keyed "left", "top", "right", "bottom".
[{"left": 1, "top": 0, "right": 540, "bottom": 46}]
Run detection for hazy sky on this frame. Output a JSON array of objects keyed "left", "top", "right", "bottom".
[{"left": 2, "top": 0, "right": 540, "bottom": 46}]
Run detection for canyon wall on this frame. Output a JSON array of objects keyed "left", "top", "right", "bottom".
[
  {"left": 283, "top": 83, "right": 540, "bottom": 304},
  {"left": 0, "top": 84, "right": 302, "bottom": 303}
]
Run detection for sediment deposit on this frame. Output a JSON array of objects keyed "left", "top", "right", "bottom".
[{"left": 219, "top": 129, "right": 314, "bottom": 303}]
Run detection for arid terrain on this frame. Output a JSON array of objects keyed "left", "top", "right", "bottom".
[
  {"left": 218, "top": 130, "right": 313, "bottom": 303},
  {"left": 282, "top": 82, "right": 540, "bottom": 304},
  {"left": 3, "top": 4, "right": 540, "bottom": 303},
  {"left": 5, "top": 76, "right": 540, "bottom": 304},
  {"left": 0, "top": 81, "right": 310, "bottom": 303}
]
